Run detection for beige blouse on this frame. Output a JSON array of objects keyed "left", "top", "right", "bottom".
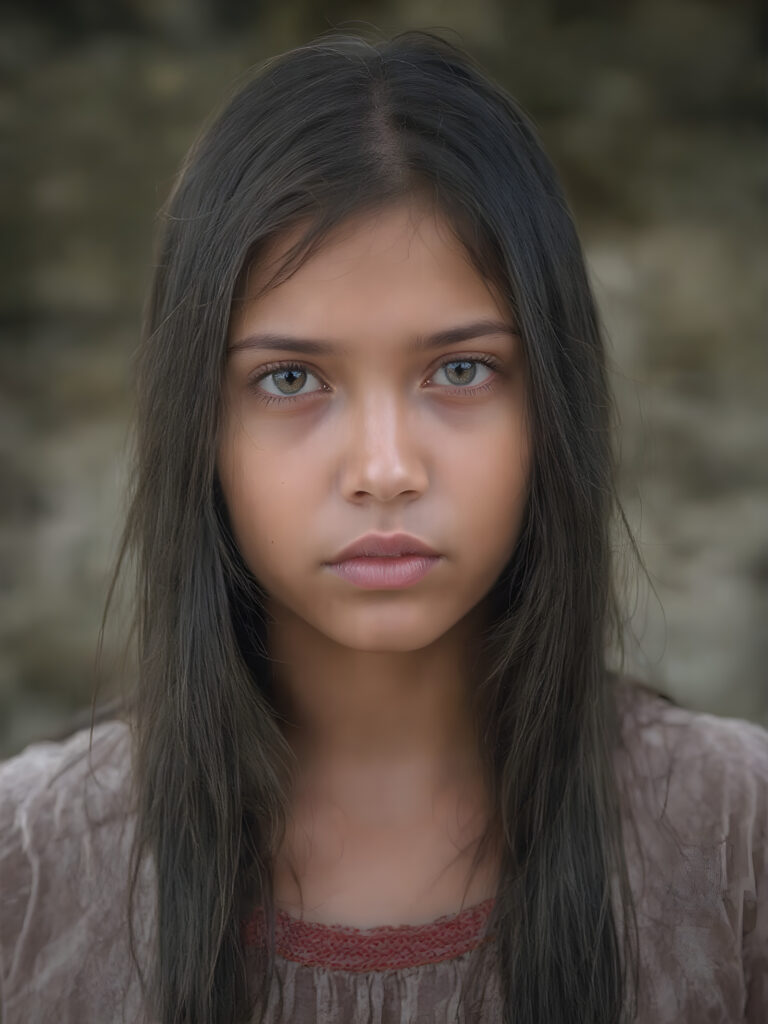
[{"left": 0, "top": 681, "right": 766, "bottom": 1022}]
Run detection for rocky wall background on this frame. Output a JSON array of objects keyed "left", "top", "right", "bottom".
[{"left": 1, "top": 0, "right": 766, "bottom": 756}]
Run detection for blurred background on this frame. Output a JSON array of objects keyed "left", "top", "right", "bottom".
[{"left": 1, "top": 0, "right": 766, "bottom": 757}]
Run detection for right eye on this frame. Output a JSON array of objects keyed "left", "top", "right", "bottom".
[{"left": 248, "top": 362, "right": 327, "bottom": 405}]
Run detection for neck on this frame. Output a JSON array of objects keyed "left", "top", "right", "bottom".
[{"left": 267, "top": 598, "right": 493, "bottom": 816}]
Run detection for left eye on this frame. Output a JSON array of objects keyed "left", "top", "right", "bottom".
[{"left": 432, "top": 358, "right": 493, "bottom": 388}]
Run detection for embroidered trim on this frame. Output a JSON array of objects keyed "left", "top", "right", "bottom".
[{"left": 243, "top": 897, "right": 496, "bottom": 972}]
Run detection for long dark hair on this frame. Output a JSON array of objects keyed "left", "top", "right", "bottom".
[{"left": 115, "top": 29, "right": 642, "bottom": 1023}]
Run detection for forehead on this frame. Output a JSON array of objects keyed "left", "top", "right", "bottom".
[{"left": 232, "top": 199, "right": 506, "bottom": 333}]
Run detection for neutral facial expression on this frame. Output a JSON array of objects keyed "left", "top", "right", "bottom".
[{"left": 218, "top": 199, "right": 531, "bottom": 651}]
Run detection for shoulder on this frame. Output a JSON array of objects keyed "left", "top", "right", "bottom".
[
  {"left": 612, "top": 678, "right": 768, "bottom": 1021},
  {"left": 0, "top": 721, "right": 146, "bottom": 1024},
  {"left": 612, "top": 677, "right": 768, "bottom": 828},
  {"left": 0, "top": 717, "right": 133, "bottom": 818},
  {"left": 0, "top": 719, "right": 135, "bottom": 869}
]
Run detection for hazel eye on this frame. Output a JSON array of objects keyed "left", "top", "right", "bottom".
[
  {"left": 247, "top": 353, "right": 502, "bottom": 407},
  {"left": 255, "top": 364, "right": 324, "bottom": 398},
  {"left": 431, "top": 359, "right": 493, "bottom": 388}
]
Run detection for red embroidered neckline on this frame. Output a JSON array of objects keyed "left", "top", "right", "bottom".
[{"left": 243, "top": 897, "right": 496, "bottom": 972}]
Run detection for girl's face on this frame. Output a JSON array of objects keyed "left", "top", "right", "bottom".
[{"left": 218, "top": 199, "right": 530, "bottom": 651}]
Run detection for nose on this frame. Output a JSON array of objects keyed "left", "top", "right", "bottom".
[{"left": 339, "top": 389, "right": 429, "bottom": 503}]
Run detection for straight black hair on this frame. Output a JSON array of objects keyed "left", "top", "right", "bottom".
[{"left": 115, "top": 28, "right": 641, "bottom": 1023}]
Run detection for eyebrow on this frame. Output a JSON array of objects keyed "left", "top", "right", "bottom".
[{"left": 228, "top": 319, "right": 519, "bottom": 356}]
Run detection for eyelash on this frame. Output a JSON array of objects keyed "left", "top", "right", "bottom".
[{"left": 247, "top": 354, "right": 502, "bottom": 408}]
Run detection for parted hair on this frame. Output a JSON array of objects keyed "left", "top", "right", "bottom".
[{"left": 114, "top": 29, "right": 641, "bottom": 1023}]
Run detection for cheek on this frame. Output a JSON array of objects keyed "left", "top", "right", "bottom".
[
  {"left": 451, "top": 419, "right": 530, "bottom": 573},
  {"left": 451, "top": 412, "right": 530, "bottom": 511},
  {"left": 218, "top": 429, "right": 286, "bottom": 565},
  {"left": 218, "top": 420, "right": 327, "bottom": 592}
]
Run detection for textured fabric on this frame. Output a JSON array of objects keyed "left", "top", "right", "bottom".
[
  {"left": 245, "top": 898, "right": 496, "bottom": 971},
  {"left": 249, "top": 935, "right": 499, "bottom": 1023},
  {"left": 0, "top": 681, "right": 766, "bottom": 1023}
]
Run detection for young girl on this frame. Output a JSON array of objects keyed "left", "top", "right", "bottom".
[{"left": 0, "top": 29, "right": 765, "bottom": 1024}]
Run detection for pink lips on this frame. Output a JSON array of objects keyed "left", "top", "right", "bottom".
[
  {"left": 330, "top": 532, "right": 440, "bottom": 561},
  {"left": 326, "top": 532, "right": 442, "bottom": 590}
]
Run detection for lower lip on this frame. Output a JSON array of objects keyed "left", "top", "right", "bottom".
[{"left": 326, "top": 555, "right": 441, "bottom": 589}]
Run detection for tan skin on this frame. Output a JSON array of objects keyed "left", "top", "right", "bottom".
[{"left": 218, "top": 198, "right": 531, "bottom": 927}]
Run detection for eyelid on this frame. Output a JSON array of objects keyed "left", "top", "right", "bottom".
[{"left": 246, "top": 352, "right": 503, "bottom": 403}]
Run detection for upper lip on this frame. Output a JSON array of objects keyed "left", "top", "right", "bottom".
[{"left": 329, "top": 532, "right": 440, "bottom": 562}]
